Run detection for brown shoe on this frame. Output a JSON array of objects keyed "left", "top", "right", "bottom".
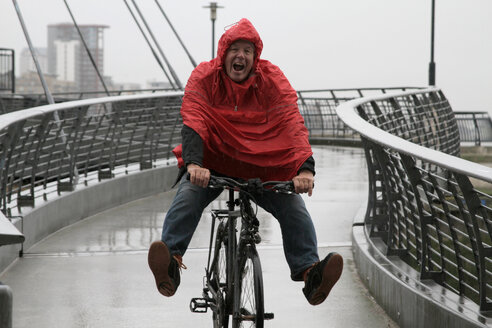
[
  {"left": 302, "top": 253, "right": 343, "bottom": 305},
  {"left": 148, "top": 241, "right": 186, "bottom": 297}
]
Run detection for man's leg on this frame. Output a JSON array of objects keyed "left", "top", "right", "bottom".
[
  {"left": 148, "top": 175, "right": 222, "bottom": 296},
  {"left": 256, "top": 191, "right": 343, "bottom": 305},
  {"left": 161, "top": 175, "right": 222, "bottom": 256},
  {"left": 255, "top": 192, "right": 319, "bottom": 280}
]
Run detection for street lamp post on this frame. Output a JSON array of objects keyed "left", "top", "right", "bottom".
[
  {"left": 203, "top": 2, "right": 223, "bottom": 60},
  {"left": 429, "top": 0, "right": 436, "bottom": 85}
]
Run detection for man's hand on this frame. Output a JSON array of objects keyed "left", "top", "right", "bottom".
[
  {"left": 187, "top": 163, "right": 210, "bottom": 188},
  {"left": 293, "top": 170, "right": 314, "bottom": 196}
]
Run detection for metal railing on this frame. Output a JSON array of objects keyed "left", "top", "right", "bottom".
[
  {"left": 2, "top": 87, "right": 414, "bottom": 116},
  {"left": 0, "top": 87, "right": 423, "bottom": 214},
  {"left": 4, "top": 86, "right": 491, "bottom": 146},
  {"left": 0, "top": 87, "right": 413, "bottom": 218},
  {"left": 296, "top": 87, "right": 421, "bottom": 140},
  {"left": 2, "top": 87, "right": 491, "bottom": 219},
  {"left": 0, "top": 92, "right": 183, "bottom": 217},
  {"left": 297, "top": 87, "right": 492, "bottom": 146},
  {"left": 337, "top": 88, "right": 492, "bottom": 313},
  {"left": 0, "top": 88, "right": 176, "bottom": 114},
  {"left": 0, "top": 49, "right": 15, "bottom": 94},
  {"left": 455, "top": 111, "right": 492, "bottom": 146}
]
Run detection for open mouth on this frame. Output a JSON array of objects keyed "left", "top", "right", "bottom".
[{"left": 233, "top": 63, "right": 245, "bottom": 71}]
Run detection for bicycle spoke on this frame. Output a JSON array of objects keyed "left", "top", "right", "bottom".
[
  {"left": 240, "top": 259, "right": 256, "bottom": 326},
  {"left": 219, "top": 245, "right": 227, "bottom": 285}
]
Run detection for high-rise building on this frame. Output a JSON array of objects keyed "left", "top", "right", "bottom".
[{"left": 47, "top": 23, "right": 108, "bottom": 93}]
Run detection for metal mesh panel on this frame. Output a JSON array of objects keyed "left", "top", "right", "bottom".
[
  {"left": 297, "top": 97, "right": 354, "bottom": 138},
  {"left": 296, "top": 87, "right": 422, "bottom": 140},
  {"left": 0, "top": 94, "right": 183, "bottom": 216},
  {"left": 455, "top": 112, "right": 492, "bottom": 145}
]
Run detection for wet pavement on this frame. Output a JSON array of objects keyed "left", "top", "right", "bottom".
[{"left": 0, "top": 146, "right": 398, "bottom": 328}]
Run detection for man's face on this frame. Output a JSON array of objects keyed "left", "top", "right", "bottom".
[{"left": 224, "top": 40, "right": 255, "bottom": 83}]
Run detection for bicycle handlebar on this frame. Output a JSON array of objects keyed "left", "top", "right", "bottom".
[
  {"left": 210, "top": 175, "right": 295, "bottom": 194},
  {"left": 187, "top": 173, "right": 295, "bottom": 194}
]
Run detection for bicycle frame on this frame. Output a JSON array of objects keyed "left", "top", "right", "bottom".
[
  {"left": 190, "top": 176, "right": 293, "bottom": 327},
  {"left": 190, "top": 188, "right": 240, "bottom": 321}
]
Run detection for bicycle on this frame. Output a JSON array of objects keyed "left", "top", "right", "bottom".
[{"left": 189, "top": 175, "right": 295, "bottom": 328}]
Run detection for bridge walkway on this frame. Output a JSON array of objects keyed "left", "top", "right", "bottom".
[{"left": 0, "top": 146, "right": 398, "bottom": 327}]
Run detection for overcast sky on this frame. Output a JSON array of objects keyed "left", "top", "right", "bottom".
[{"left": 1, "top": 0, "right": 491, "bottom": 112}]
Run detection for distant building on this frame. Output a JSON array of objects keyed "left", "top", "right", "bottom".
[
  {"left": 19, "top": 47, "right": 48, "bottom": 76},
  {"left": 47, "top": 23, "right": 108, "bottom": 93},
  {"left": 114, "top": 82, "right": 142, "bottom": 93},
  {"left": 146, "top": 80, "right": 173, "bottom": 90},
  {"left": 16, "top": 71, "right": 76, "bottom": 94},
  {"left": 53, "top": 40, "right": 78, "bottom": 82}
]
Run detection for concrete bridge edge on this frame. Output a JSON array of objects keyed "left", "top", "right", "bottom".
[{"left": 351, "top": 204, "right": 489, "bottom": 328}]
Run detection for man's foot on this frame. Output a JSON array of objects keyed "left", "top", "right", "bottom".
[
  {"left": 302, "top": 252, "right": 343, "bottom": 305},
  {"left": 148, "top": 241, "right": 186, "bottom": 297}
]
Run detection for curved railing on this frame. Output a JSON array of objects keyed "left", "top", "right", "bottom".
[
  {"left": 4, "top": 87, "right": 491, "bottom": 146},
  {"left": 0, "top": 88, "right": 176, "bottom": 114},
  {"left": 455, "top": 111, "right": 492, "bottom": 146},
  {"left": 297, "top": 87, "right": 492, "bottom": 146},
  {"left": 0, "top": 87, "right": 417, "bottom": 217},
  {"left": 0, "top": 92, "right": 183, "bottom": 218},
  {"left": 297, "top": 87, "right": 422, "bottom": 141},
  {"left": 337, "top": 88, "right": 492, "bottom": 317}
]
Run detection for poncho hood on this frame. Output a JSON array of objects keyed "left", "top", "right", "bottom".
[
  {"left": 216, "top": 18, "right": 263, "bottom": 69},
  {"left": 174, "top": 18, "right": 312, "bottom": 182}
]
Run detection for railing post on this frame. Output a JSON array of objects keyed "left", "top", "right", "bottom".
[
  {"left": 314, "top": 99, "right": 326, "bottom": 137},
  {"left": 472, "top": 113, "right": 481, "bottom": 146},
  {"left": 355, "top": 107, "right": 391, "bottom": 241},
  {"left": 362, "top": 139, "right": 390, "bottom": 242},
  {"left": 0, "top": 283, "right": 12, "bottom": 328},
  {"left": 399, "top": 153, "right": 444, "bottom": 281},
  {"left": 453, "top": 172, "right": 492, "bottom": 312}
]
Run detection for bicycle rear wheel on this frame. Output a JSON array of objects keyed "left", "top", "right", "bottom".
[{"left": 233, "top": 246, "right": 264, "bottom": 328}]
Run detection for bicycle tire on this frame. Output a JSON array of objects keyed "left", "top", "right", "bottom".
[
  {"left": 232, "top": 246, "right": 264, "bottom": 328},
  {"left": 211, "top": 223, "right": 230, "bottom": 328}
]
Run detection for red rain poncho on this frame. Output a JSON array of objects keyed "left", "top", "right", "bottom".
[{"left": 174, "top": 18, "right": 312, "bottom": 181}]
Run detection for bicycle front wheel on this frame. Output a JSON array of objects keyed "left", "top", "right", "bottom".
[
  {"left": 211, "top": 223, "right": 230, "bottom": 328},
  {"left": 233, "top": 246, "right": 264, "bottom": 328}
]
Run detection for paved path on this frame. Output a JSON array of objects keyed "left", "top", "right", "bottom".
[{"left": 0, "top": 146, "right": 398, "bottom": 328}]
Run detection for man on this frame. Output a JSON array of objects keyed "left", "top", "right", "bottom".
[{"left": 148, "top": 18, "right": 343, "bottom": 306}]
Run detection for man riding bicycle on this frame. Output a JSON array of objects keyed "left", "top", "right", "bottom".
[{"left": 148, "top": 18, "right": 343, "bottom": 306}]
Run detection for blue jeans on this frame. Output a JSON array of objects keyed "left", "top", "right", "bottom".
[{"left": 161, "top": 175, "right": 319, "bottom": 281}]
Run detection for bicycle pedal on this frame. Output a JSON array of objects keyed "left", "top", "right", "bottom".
[
  {"left": 189, "top": 298, "right": 208, "bottom": 313},
  {"left": 264, "top": 312, "right": 274, "bottom": 320}
]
